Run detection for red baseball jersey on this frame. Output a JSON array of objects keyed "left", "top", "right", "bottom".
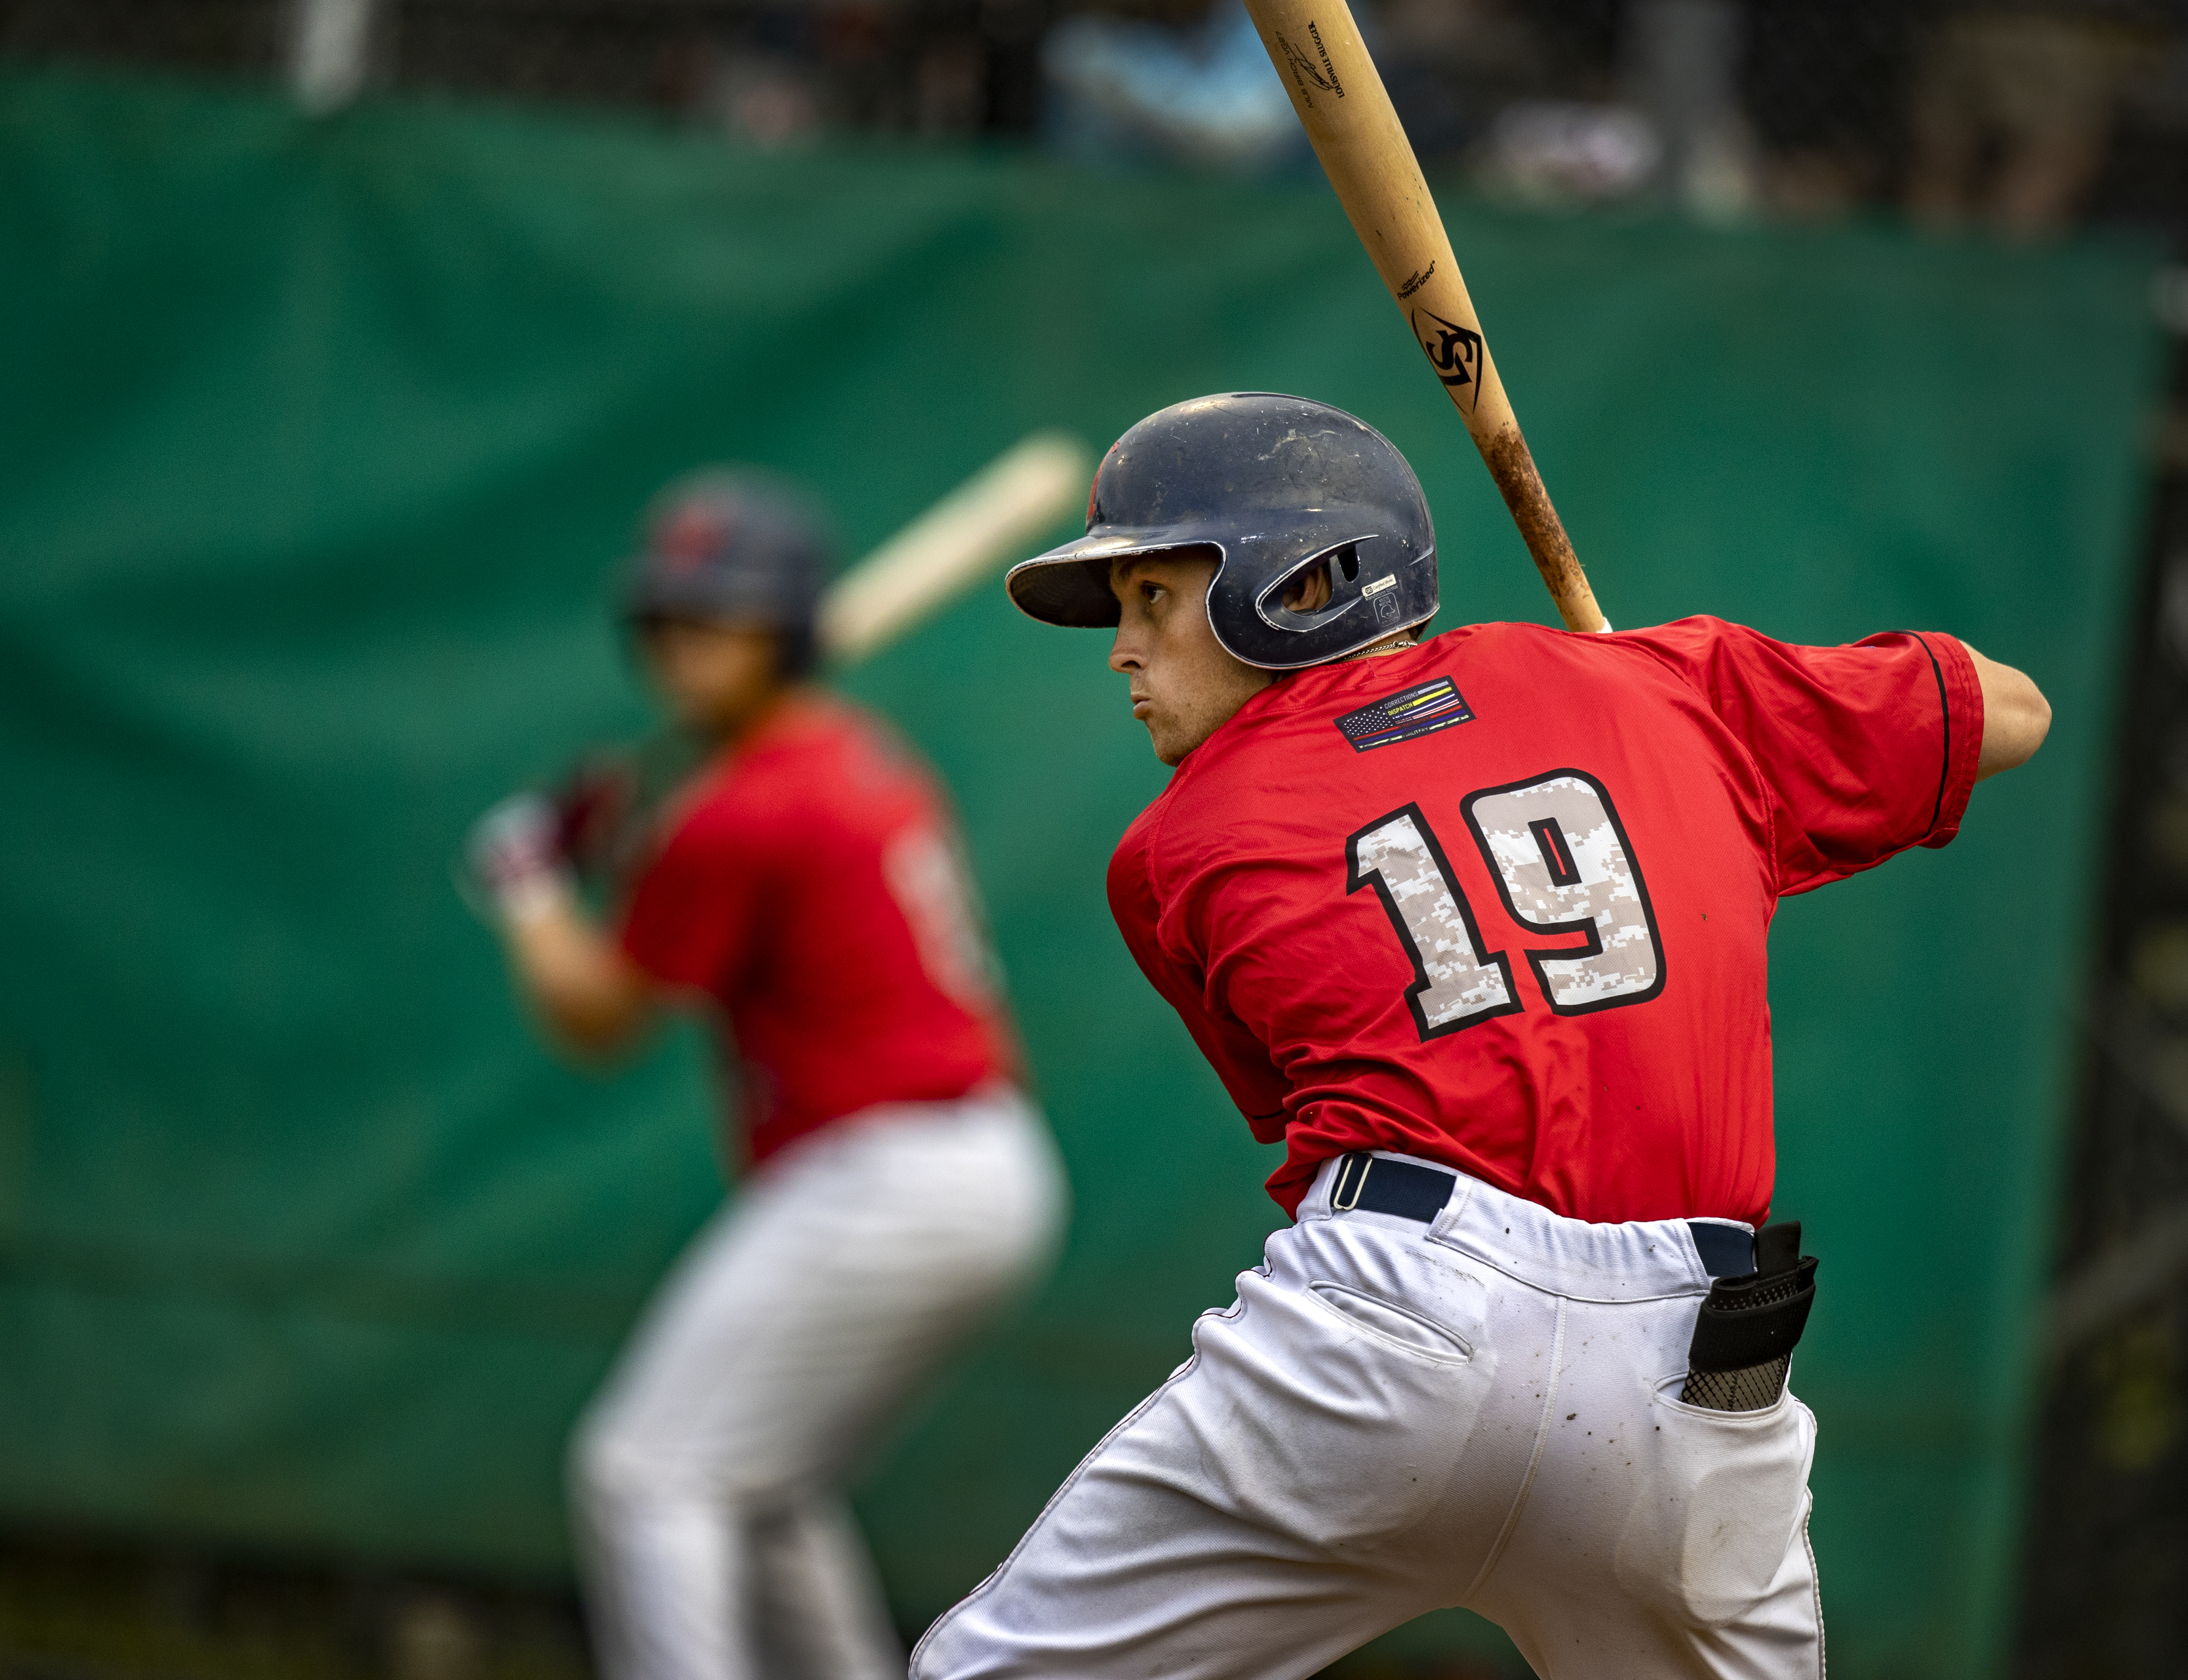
[
  {"left": 1108, "top": 617, "right": 1983, "bottom": 1224},
  {"left": 620, "top": 696, "right": 1016, "bottom": 1166}
]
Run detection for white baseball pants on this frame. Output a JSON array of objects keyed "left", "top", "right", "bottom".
[
  {"left": 571, "top": 1084, "right": 1066, "bottom": 1680},
  {"left": 915, "top": 1150, "right": 1821, "bottom": 1680}
]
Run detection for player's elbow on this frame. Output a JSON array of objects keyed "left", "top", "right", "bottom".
[
  {"left": 502, "top": 909, "right": 659, "bottom": 1061},
  {"left": 1976, "top": 664, "right": 2050, "bottom": 781},
  {"left": 538, "top": 985, "right": 654, "bottom": 1063},
  {"left": 519, "top": 953, "right": 657, "bottom": 1062}
]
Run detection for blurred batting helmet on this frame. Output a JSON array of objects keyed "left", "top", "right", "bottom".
[
  {"left": 1004, "top": 393, "right": 1436, "bottom": 670},
  {"left": 621, "top": 469, "right": 833, "bottom": 677}
]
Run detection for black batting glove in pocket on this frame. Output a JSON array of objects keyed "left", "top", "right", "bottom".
[{"left": 1681, "top": 1221, "right": 1818, "bottom": 1412}]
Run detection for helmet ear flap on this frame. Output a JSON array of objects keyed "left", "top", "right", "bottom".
[{"left": 1254, "top": 541, "right": 1372, "bottom": 635}]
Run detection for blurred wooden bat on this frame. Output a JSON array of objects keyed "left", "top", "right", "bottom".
[
  {"left": 556, "top": 429, "right": 1092, "bottom": 887},
  {"left": 1239, "top": 0, "right": 1608, "bottom": 633},
  {"left": 817, "top": 428, "right": 1093, "bottom": 663}
]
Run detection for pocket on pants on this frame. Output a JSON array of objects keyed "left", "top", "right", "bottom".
[
  {"left": 1610, "top": 1376, "right": 1816, "bottom": 1628},
  {"left": 1307, "top": 1280, "right": 1476, "bottom": 1363}
]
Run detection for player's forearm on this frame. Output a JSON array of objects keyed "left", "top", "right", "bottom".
[
  {"left": 1967, "top": 645, "right": 2050, "bottom": 780},
  {"left": 501, "top": 896, "right": 657, "bottom": 1060}
]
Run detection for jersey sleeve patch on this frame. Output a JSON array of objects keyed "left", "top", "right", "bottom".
[{"left": 1334, "top": 675, "right": 1476, "bottom": 751}]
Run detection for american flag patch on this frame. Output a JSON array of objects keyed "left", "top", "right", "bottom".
[{"left": 1333, "top": 675, "right": 1475, "bottom": 751}]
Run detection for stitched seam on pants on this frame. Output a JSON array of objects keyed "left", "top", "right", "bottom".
[
  {"left": 1423, "top": 1236, "right": 1701, "bottom": 1306},
  {"left": 906, "top": 1356, "right": 1199, "bottom": 1678},
  {"left": 1806, "top": 1509, "right": 1826, "bottom": 1679},
  {"left": 1462, "top": 1294, "right": 1566, "bottom": 1602}
]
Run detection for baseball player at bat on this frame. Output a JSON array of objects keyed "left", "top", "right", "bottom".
[
  {"left": 911, "top": 394, "right": 2050, "bottom": 1680},
  {"left": 468, "top": 469, "right": 1066, "bottom": 1680}
]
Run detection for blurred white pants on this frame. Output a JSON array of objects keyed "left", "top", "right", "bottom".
[
  {"left": 572, "top": 1085, "right": 1066, "bottom": 1680},
  {"left": 915, "top": 1151, "right": 1820, "bottom": 1680}
]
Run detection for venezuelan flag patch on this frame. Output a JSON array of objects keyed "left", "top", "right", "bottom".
[{"left": 1333, "top": 675, "right": 1475, "bottom": 751}]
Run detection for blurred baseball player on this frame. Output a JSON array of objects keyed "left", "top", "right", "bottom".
[
  {"left": 468, "top": 470, "right": 1066, "bottom": 1680},
  {"left": 913, "top": 393, "right": 2049, "bottom": 1680}
]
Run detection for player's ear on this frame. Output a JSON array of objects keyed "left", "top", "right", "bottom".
[{"left": 1282, "top": 563, "right": 1334, "bottom": 615}]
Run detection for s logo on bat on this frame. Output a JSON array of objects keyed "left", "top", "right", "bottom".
[{"left": 1412, "top": 308, "right": 1483, "bottom": 411}]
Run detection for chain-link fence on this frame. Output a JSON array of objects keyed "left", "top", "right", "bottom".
[
  {"left": 2016, "top": 347, "right": 2188, "bottom": 1678},
  {"left": 0, "top": 0, "right": 1053, "bottom": 134},
  {"left": 3, "top": 0, "right": 2186, "bottom": 242}
]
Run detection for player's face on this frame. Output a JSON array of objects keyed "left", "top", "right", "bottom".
[
  {"left": 639, "top": 616, "right": 787, "bottom": 735},
  {"left": 1108, "top": 552, "right": 1272, "bottom": 766}
]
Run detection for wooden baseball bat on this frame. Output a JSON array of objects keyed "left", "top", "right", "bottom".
[
  {"left": 1239, "top": 0, "right": 1607, "bottom": 633},
  {"left": 818, "top": 429, "right": 1093, "bottom": 664}
]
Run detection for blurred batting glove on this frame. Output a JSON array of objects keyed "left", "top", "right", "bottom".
[{"left": 464, "top": 792, "right": 575, "bottom": 926}]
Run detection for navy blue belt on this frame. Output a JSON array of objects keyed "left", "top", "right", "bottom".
[{"left": 1325, "top": 1152, "right": 1757, "bottom": 1279}]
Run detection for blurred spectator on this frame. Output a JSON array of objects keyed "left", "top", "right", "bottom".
[
  {"left": 688, "top": 1, "right": 1024, "bottom": 145},
  {"left": 1465, "top": 0, "right": 1744, "bottom": 215},
  {"left": 1904, "top": 0, "right": 2164, "bottom": 240},
  {"left": 701, "top": 49, "right": 825, "bottom": 146},
  {"left": 1041, "top": 0, "right": 1303, "bottom": 171},
  {"left": 1473, "top": 99, "right": 1661, "bottom": 205}
]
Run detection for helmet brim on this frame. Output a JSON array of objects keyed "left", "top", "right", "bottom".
[{"left": 1005, "top": 531, "right": 1226, "bottom": 629}]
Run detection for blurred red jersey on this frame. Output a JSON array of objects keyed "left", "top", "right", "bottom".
[
  {"left": 1107, "top": 618, "right": 1982, "bottom": 1224},
  {"left": 621, "top": 696, "right": 1015, "bottom": 1166}
]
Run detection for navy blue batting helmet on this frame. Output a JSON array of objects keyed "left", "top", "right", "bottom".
[
  {"left": 621, "top": 470, "right": 833, "bottom": 676},
  {"left": 1004, "top": 393, "right": 1437, "bottom": 669}
]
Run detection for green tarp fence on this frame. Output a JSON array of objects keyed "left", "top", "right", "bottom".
[{"left": 0, "top": 65, "right": 2162, "bottom": 1678}]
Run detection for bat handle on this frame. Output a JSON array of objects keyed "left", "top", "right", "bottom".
[{"left": 1474, "top": 422, "right": 1608, "bottom": 634}]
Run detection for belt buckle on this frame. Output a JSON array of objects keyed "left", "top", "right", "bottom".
[{"left": 1330, "top": 1151, "right": 1372, "bottom": 1212}]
